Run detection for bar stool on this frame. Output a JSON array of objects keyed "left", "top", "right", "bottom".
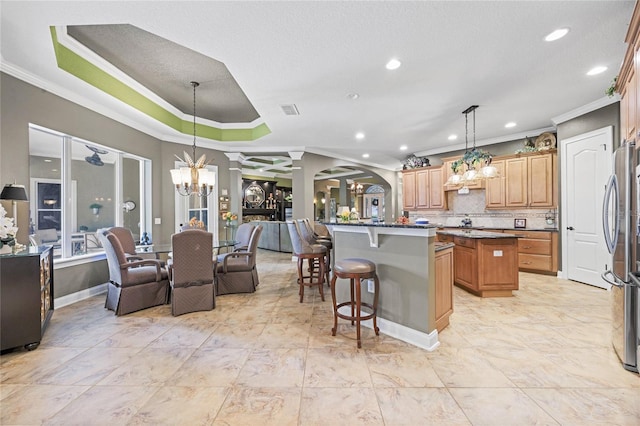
[
  {"left": 287, "top": 221, "right": 327, "bottom": 302},
  {"left": 330, "top": 258, "right": 380, "bottom": 348},
  {"left": 297, "top": 219, "right": 331, "bottom": 285}
]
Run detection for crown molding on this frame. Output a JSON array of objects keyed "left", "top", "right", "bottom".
[{"left": 551, "top": 95, "right": 619, "bottom": 125}]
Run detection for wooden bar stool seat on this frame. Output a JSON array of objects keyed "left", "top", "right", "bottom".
[
  {"left": 330, "top": 258, "right": 380, "bottom": 348},
  {"left": 287, "top": 221, "right": 327, "bottom": 302}
]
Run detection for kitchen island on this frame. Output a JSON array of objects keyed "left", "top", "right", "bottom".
[
  {"left": 437, "top": 229, "right": 519, "bottom": 297},
  {"left": 325, "top": 222, "right": 441, "bottom": 350}
]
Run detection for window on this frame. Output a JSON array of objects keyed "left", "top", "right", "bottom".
[
  {"left": 174, "top": 161, "right": 219, "bottom": 242},
  {"left": 29, "top": 124, "right": 151, "bottom": 261}
]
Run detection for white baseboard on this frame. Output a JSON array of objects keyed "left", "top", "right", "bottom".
[
  {"left": 54, "top": 283, "right": 108, "bottom": 308},
  {"left": 337, "top": 306, "right": 440, "bottom": 351}
]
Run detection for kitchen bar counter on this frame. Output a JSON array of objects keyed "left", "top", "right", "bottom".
[{"left": 325, "top": 222, "right": 440, "bottom": 350}]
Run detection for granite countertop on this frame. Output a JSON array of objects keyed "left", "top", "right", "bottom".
[
  {"left": 436, "top": 229, "right": 519, "bottom": 239},
  {"left": 437, "top": 226, "right": 558, "bottom": 232},
  {"left": 324, "top": 222, "right": 438, "bottom": 229},
  {"left": 434, "top": 242, "right": 455, "bottom": 252}
]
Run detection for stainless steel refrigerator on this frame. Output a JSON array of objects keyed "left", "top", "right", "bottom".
[{"left": 602, "top": 139, "right": 640, "bottom": 373}]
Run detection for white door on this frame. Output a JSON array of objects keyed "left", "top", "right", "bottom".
[{"left": 561, "top": 126, "right": 613, "bottom": 288}]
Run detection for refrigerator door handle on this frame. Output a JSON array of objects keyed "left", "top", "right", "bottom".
[
  {"left": 602, "top": 174, "right": 619, "bottom": 255},
  {"left": 629, "top": 272, "right": 640, "bottom": 288},
  {"left": 602, "top": 270, "right": 624, "bottom": 288}
]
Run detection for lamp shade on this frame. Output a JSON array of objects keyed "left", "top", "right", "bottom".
[{"left": 0, "top": 184, "right": 28, "bottom": 201}]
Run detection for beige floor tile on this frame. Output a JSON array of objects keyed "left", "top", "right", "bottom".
[
  {"left": 449, "top": 387, "right": 559, "bottom": 425},
  {"left": 128, "top": 386, "right": 229, "bottom": 425},
  {"left": 0, "top": 384, "right": 89, "bottom": 424},
  {"left": 168, "top": 347, "right": 249, "bottom": 387},
  {"left": 147, "top": 320, "right": 216, "bottom": 348},
  {"left": 304, "top": 347, "right": 372, "bottom": 387},
  {"left": 44, "top": 385, "right": 155, "bottom": 425},
  {"left": 376, "top": 388, "right": 471, "bottom": 425},
  {"left": 524, "top": 388, "right": 640, "bottom": 425},
  {"left": 97, "top": 347, "right": 194, "bottom": 386},
  {"left": 1, "top": 347, "right": 86, "bottom": 384},
  {"left": 213, "top": 387, "right": 300, "bottom": 426},
  {"left": 300, "top": 387, "right": 384, "bottom": 425},
  {"left": 36, "top": 347, "right": 142, "bottom": 385},
  {"left": 200, "top": 322, "right": 266, "bottom": 349},
  {"left": 236, "top": 348, "right": 306, "bottom": 387},
  {"left": 428, "top": 347, "right": 516, "bottom": 388},
  {"left": 254, "top": 322, "right": 311, "bottom": 348},
  {"left": 366, "top": 352, "right": 444, "bottom": 387}
]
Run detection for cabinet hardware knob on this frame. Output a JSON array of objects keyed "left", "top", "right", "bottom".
[{"left": 566, "top": 226, "right": 575, "bottom": 230}]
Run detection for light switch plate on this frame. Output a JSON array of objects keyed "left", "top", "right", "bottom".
[
  {"left": 493, "top": 250, "right": 503, "bottom": 257},
  {"left": 154, "top": 217, "right": 161, "bottom": 225}
]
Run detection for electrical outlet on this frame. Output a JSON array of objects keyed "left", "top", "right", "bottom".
[{"left": 367, "top": 279, "right": 375, "bottom": 293}]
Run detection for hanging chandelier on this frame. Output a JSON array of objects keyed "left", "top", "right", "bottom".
[
  {"left": 350, "top": 181, "right": 364, "bottom": 194},
  {"left": 170, "top": 81, "right": 215, "bottom": 197},
  {"left": 446, "top": 105, "right": 497, "bottom": 186}
]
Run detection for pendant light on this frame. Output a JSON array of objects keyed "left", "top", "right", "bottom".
[{"left": 170, "top": 81, "right": 215, "bottom": 197}]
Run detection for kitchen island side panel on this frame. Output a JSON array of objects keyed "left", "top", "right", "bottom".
[{"left": 332, "top": 231, "right": 436, "bottom": 334}]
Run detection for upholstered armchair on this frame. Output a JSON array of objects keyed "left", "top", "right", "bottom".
[
  {"left": 216, "top": 225, "right": 263, "bottom": 295},
  {"left": 233, "top": 222, "right": 256, "bottom": 252},
  {"left": 98, "top": 229, "right": 169, "bottom": 315},
  {"left": 170, "top": 229, "right": 215, "bottom": 316},
  {"left": 107, "top": 226, "right": 160, "bottom": 264}
]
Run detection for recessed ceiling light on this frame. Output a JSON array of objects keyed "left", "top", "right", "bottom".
[
  {"left": 545, "top": 28, "right": 569, "bottom": 42},
  {"left": 362, "top": 153, "right": 370, "bottom": 158},
  {"left": 448, "top": 134, "right": 457, "bottom": 141},
  {"left": 355, "top": 132, "right": 365, "bottom": 140},
  {"left": 587, "top": 66, "right": 608, "bottom": 76},
  {"left": 400, "top": 145, "right": 408, "bottom": 151},
  {"left": 44, "top": 159, "right": 52, "bottom": 163},
  {"left": 386, "top": 58, "right": 401, "bottom": 70},
  {"left": 51, "top": 169, "right": 58, "bottom": 172},
  {"left": 505, "top": 122, "right": 517, "bottom": 128},
  {"left": 347, "top": 93, "right": 360, "bottom": 100}
]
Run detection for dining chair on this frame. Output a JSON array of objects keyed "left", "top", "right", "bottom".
[
  {"left": 97, "top": 229, "right": 169, "bottom": 316},
  {"left": 216, "top": 224, "right": 263, "bottom": 295},
  {"left": 170, "top": 229, "right": 215, "bottom": 316}
]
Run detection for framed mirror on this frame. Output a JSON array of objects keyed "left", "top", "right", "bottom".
[{"left": 245, "top": 183, "right": 265, "bottom": 207}]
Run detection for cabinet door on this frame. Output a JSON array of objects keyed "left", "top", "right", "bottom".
[
  {"left": 453, "top": 245, "right": 477, "bottom": 291},
  {"left": 505, "top": 157, "right": 528, "bottom": 207},
  {"left": 415, "top": 169, "right": 430, "bottom": 209},
  {"left": 485, "top": 160, "right": 505, "bottom": 208},
  {"left": 435, "top": 248, "right": 453, "bottom": 331},
  {"left": 427, "top": 167, "right": 446, "bottom": 209},
  {"left": 402, "top": 170, "right": 416, "bottom": 210},
  {"left": 528, "top": 154, "right": 555, "bottom": 207}
]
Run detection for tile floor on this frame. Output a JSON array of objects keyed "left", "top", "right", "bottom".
[{"left": 1, "top": 249, "right": 639, "bottom": 425}]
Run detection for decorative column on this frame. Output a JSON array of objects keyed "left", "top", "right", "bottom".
[
  {"left": 224, "top": 153, "right": 245, "bottom": 222},
  {"left": 289, "top": 151, "right": 314, "bottom": 220}
]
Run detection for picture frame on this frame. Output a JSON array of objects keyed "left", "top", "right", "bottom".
[
  {"left": 221, "top": 188, "right": 229, "bottom": 196},
  {"left": 514, "top": 218, "right": 526, "bottom": 229},
  {"left": 219, "top": 201, "right": 229, "bottom": 212}
]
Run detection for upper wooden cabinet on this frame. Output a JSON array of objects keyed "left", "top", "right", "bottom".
[
  {"left": 402, "top": 166, "right": 447, "bottom": 211},
  {"left": 484, "top": 160, "right": 505, "bottom": 208},
  {"left": 485, "top": 151, "right": 556, "bottom": 209},
  {"left": 616, "top": 2, "right": 640, "bottom": 141}
]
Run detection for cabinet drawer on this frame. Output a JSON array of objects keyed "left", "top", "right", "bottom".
[
  {"left": 437, "top": 234, "right": 454, "bottom": 243},
  {"left": 454, "top": 236, "right": 476, "bottom": 248},
  {"left": 511, "top": 230, "right": 552, "bottom": 240},
  {"left": 519, "top": 253, "right": 552, "bottom": 271},
  {"left": 518, "top": 238, "right": 551, "bottom": 255}
]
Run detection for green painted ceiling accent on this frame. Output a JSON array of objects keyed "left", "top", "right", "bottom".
[{"left": 50, "top": 27, "right": 270, "bottom": 141}]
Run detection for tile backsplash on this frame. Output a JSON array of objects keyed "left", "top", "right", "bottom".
[{"left": 407, "top": 189, "right": 558, "bottom": 229}]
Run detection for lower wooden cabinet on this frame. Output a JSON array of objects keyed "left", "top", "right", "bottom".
[
  {"left": 434, "top": 246, "right": 454, "bottom": 332},
  {"left": 511, "top": 230, "right": 558, "bottom": 274},
  {"left": 452, "top": 236, "right": 519, "bottom": 297},
  {"left": 0, "top": 246, "right": 54, "bottom": 351}
]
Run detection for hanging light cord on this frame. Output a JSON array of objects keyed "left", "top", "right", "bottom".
[{"left": 191, "top": 81, "right": 199, "bottom": 161}]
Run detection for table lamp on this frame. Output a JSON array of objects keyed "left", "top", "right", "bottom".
[{"left": 0, "top": 183, "right": 29, "bottom": 235}]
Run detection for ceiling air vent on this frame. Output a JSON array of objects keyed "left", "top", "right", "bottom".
[{"left": 280, "top": 104, "right": 300, "bottom": 116}]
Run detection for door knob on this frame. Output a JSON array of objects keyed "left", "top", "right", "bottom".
[{"left": 567, "top": 226, "right": 575, "bottom": 230}]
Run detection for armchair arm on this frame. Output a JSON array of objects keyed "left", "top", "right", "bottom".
[
  {"left": 120, "top": 258, "right": 163, "bottom": 281},
  {"left": 221, "top": 251, "right": 252, "bottom": 273}
]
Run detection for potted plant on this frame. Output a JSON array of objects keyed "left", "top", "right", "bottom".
[{"left": 89, "top": 203, "right": 102, "bottom": 215}]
